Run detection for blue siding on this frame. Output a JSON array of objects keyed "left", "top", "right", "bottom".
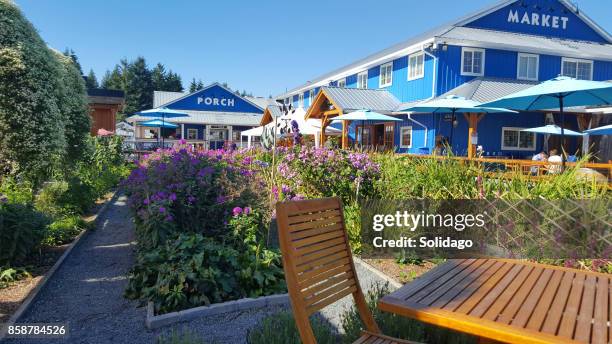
[
  {"left": 538, "top": 54, "right": 563, "bottom": 80},
  {"left": 594, "top": 60, "right": 612, "bottom": 81},
  {"left": 436, "top": 45, "right": 475, "bottom": 95},
  {"left": 346, "top": 74, "right": 357, "bottom": 88}
]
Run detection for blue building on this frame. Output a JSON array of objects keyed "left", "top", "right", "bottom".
[
  {"left": 277, "top": 0, "right": 612, "bottom": 158},
  {"left": 128, "top": 83, "right": 276, "bottom": 149}
]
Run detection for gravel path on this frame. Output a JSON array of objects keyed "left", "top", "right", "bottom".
[{"left": 2, "top": 194, "right": 393, "bottom": 344}]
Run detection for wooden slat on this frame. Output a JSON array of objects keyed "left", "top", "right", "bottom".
[
  {"left": 295, "top": 236, "right": 345, "bottom": 256},
  {"left": 425, "top": 259, "right": 495, "bottom": 308},
  {"left": 456, "top": 261, "right": 514, "bottom": 315},
  {"left": 305, "top": 279, "right": 356, "bottom": 307},
  {"left": 297, "top": 257, "right": 351, "bottom": 284},
  {"left": 298, "top": 260, "right": 352, "bottom": 289},
  {"left": 287, "top": 210, "right": 340, "bottom": 226},
  {"left": 540, "top": 271, "right": 575, "bottom": 335},
  {"left": 306, "top": 284, "right": 356, "bottom": 315},
  {"left": 301, "top": 270, "right": 354, "bottom": 299},
  {"left": 525, "top": 269, "right": 564, "bottom": 331},
  {"left": 288, "top": 215, "right": 343, "bottom": 232},
  {"left": 296, "top": 249, "right": 349, "bottom": 274},
  {"left": 290, "top": 223, "right": 343, "bottom": 240},
  {"left": 482, "top": 265, "right": 534, "bottom": 322},
  {"left": 293, "top": 228, "right": 345, "bottom": 248},
  {"left": 469, "top": 264, "right": 524, "bottom": 318},
  {"left": 496, "top": 267, "right": 544, "bottom": 324},
  {"left": 441, "top": 260, "right": 506, "bottom": 311},
  {"left": 557, "top": 273, "right": 586, "bottom": 339},
  {"left": 295, "top": 244, "right": 347, "bottom": 269},
  {"left": 511, "top": 268, "right": 554, "bottom": 328},
  {"left": 591, "top": 277, "right": 609, "bottom": 344},
  {"left": 393, "top": 259, "right": 473, "bottom": 301},
  {"left": 574, "top": 275, "right": 596, "bottom": 342},
  {"left": 410, "top": 259, "right": 487, "bottom": 305}
]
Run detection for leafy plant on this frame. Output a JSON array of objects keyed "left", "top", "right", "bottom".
[
  {"left": 35, "top": 178, "right": 96, "bottom": 217},
  {"left": 247, "top": 311, "right": 337, "bottom": 344},
  {"left": 44, "top": 215, "right": 88, "bottom": 245},
  {"left": 0, "top": 266, "right": 31, "bottom": 289},
  {"left": 0, "top": 202, "right": 49, "bottom": 265},
  {"left": 157, "top": 328, "right": 206, "bottom": 344}
]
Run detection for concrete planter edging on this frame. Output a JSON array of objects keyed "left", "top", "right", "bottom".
[
  {"left": 145, "top": 293, "right": 290, "bottom": 329},
  {"left": 353, "top": 256, "right": 402, "bottom": 289}
]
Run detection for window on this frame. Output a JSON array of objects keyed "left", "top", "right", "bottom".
[
  {"left": 298, "top": 93, "right": 304, "bottom": 108},
  {"left": 285, "top": 97, "right": 291, "bottom": 105},
  {"left": 408, "top": 52, "right": 425, "bottom": 80},
  {"left": 561, "top": 57, "right": 593, "bottom": 80},
  {"left": 379, "top": 62, "right": 393, "bottom": 88},
  {"left": 357, "top": 71, "right": 368, "bottom": 89},
  {"left": 357, "top": 126, "right": 371, "bottom": 145},
  {"left": 309, "top": 89, "right": 316, "bottom": 104},
  {"left": 501, "top": 127, "right": 536, "bottom": 151},
  {"left": 187, "top": 128, "right": 198, "bottom": 140},
  {"left": 337, "top": 79, "right": 346, "bottom": 88},
  {"left": 517, "top": 53, "right": 539, "bottom": 81},
  {"left": 461, "top": 47, "right": 485, "bottom": 76},
  {"left": 400, "top": 126, "right": 412, "bottom": 148}
]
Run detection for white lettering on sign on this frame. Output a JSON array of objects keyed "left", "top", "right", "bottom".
[
  {"left": 507, "top": 9, "right": 568, "bottom": 30},
  {"left": 197, "top": 97, "right": 236, "bottom": 107}
]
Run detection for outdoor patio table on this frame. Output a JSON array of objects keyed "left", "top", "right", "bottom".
[{"left": 378, "top": 258, "right": 611, "bottom": 344}]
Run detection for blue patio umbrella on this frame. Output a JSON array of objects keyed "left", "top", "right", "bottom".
[
  {"left": 521, "top": 125, "right": 583, "bottom": 136},
  {"left": 331, "top": 110, "right": 401, "bottom": 147},
  {"left": 584, "top": 124, "right": 612, "bottom": 136},
  {"left": 135, "top": 107, "right": 188, "bottom": 147},
  {"left": 139, "top": 119, "right": 179, "bottom": 128},
  {"left": 481, "top": 76, "right": 612, "bottom": 166},
  {"left": 400, "top": 95, "right": 517, "bottom": 149}
]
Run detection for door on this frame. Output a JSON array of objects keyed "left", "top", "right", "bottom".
[{"left": 383, "top": 123, "right": 394, "bottom": 150}]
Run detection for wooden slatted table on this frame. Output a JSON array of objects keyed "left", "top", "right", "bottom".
[{"left": 378, "top": 259, "right": 611, "bottom": 344}]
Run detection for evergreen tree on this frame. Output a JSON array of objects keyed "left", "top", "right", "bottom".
[
  {"left": 123, "top": 56, "right": 153, "bottom": 114},
  {"left": 62, "top": 48, "right": 83, "bottom": 74},
  {"left": 151, "top": 63, "right": 167, "bottom": 91},
  {"left": 189, "top": 78, "right": 198, "bottom": 93},
  {"left": 85, "top": 68, "right": 99, "bottom": 89},
  {"left": 196, "top": 79, "right": 204, "bottom": 90},
  {"left": 165, "top": 71, "right": 183, "bottom": 92},
  {"left": 100, "top": 64, "right": 123, "bottom": 90}
]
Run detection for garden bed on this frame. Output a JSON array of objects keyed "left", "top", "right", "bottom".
[{"left": 0, "top": 191, "right": 117, "bottom": 323}]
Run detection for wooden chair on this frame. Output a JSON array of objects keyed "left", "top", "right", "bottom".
[{"left": 276, "top": 197, "right": 420, "bottom": 344}]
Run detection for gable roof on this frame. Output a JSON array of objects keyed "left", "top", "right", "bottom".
[
  {"left": 320, "top": 87, "right": 400, "bottom": 113},
  {"left": 160, "top": 82, "right": 265, "bottom": 112},
  {"left": 438, "top": 77, "right": 539, "bottom": 103},
  {"left": 276, "top": 0, "right": 612, "bottom": 99}
]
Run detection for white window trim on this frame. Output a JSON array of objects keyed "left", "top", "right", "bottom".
[
  {"left": 357, "top": 71, "right": 368, "bottom": 89},
  {"left": 309, "top": 89, "right": 315, "bottom": 104},
  {"left": 500, "top": 127, "right": 537, "bottom": 151},
  {"left": 407, "top": 52, "right": 425, "bottom": 81},
  {"left": 561, "top": 57, "right": 594, "bottom": 80},
  {"left": 298, "top": 93, "right": 304, "bottom": 108},
  {"left": 337, "top": 78, "right": 346, "bottom": 88},
  {"left": 516, "top": 53, "right": 539, "bottom": 81},
  {"left": 460, "top": 47, "right": 485, "bottom": 77},
  {"left": 187, "top": 128, "right": 198, "bottom": 140},
  {"left": 400, "top": 126, "right": 413, "bottom": 148},
  {"left": 379, "top": 62, "right": 393, "bottom": 88}
]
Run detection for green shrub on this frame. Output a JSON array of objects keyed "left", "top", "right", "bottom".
[
  {"left": 247, "top": 311, "right": 337, "bottom": 344},
  {"left": 44, "top": 215, "right": 88, "bottom": 246},
  {"left": 0, "top": 177, "right": 34, "bottom": 204},
  {"left": 125, "top": 232, "right": 286, "bottom": 314},
  {"left": 341, "top": 283, "right": 476, "bottom": 344},
  {"left": 0, "top": 202, "right": 49, "bottom": 265},
  {"left": 35, "top": 178, "right": 95, "bottom": 217},
  {"left": 157, "top": 329, "right": 205, "bottom": 344}
]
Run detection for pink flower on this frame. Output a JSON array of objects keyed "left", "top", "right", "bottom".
[
  {"left": 232, "top": 207, "right": 243, "bottom": 217},
  {"left": 243, "top": 207, "right": 251, "bottom": 215}
]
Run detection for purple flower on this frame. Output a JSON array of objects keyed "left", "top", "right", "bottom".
[
  {"left": 143, "top": 198, "right": 150, "bottom": 205},
  {"left": 169, "top": 193, "right": 177, "bottom": 201},
  {"left": 216, "top": 195, "right": 228, "bottom": 204},
  {"left": 159, "top": 206, "right": 166, "bottom": 213},
  {"left": 281, "top": 185, "right": 291, "bottom": 194},
  {"left": 232, "top": 207, "right": 243, "bottom": 217},
  {"left": 243, "top": 207, "right": 251, "bottom": 215},
  {"left": 165, "top": 215, "right": 174, "bottom": 222},
  {"left": 179, "top": 138, "right": 187, "bottom": 145},
  {"left": 187, "top": 195, "right": 196, "bottom": 204}
]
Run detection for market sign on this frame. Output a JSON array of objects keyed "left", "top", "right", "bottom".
[{"left": 507, "top": 9, "right": 568, "bottom": 30}]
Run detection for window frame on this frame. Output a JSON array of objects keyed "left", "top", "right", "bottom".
[
  {"left": 357, "top": 71, "right": 368, "bottom": 89},
  {"left": 337, "top": 78, "right": 346, "bottom": 88},
  {"left": 399, "top": 126, "right": 413, "bottom": 149},
  {"left": 408, "top": 52, "right": 425, "bottom": 81},
  {"left": 187, "top": 128, "right": 198, "bottom": 140},
  {"left": 379, "top": 62, "right": 393, "bottom": 88},
  {"left": 500, "top": 127, "right": 537, "bottom": 151},
  {"left": 460, "top": 47, "right": 485, "bottom": 77},
  {"left": 309, "top": 89, "right": 316, "bottom": 104},
  {"left": 561, "top": 57, "right": 593, "bottom": 80},
  {"left": 516, "top": 53, "right": 539, "bottom": 81}
]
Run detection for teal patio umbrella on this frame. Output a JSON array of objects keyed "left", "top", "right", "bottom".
[
  {"left": 139, "top": 119, "right": 179, "bottom": 147},
  {"left": 331, "top": 109, "right": 401, "bottom": 147},
  {"left": 481, "top": 76, "right": 612, "bottom": 166},
  {"left": 400, "top": 95, "right": 517, "bottom": 150},
  {"left": 584, "top": 124, "right": 612, "bottom": 135},
  {"left": 521, "top": 125, "right": 583, "bottom": 136},
  {"left": 135, "top": 107, "right": 188, "bottom": 147}
]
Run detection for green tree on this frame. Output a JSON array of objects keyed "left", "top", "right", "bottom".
[
  {"left": 0, "top": 0, "right": 67, "bottom": 184},
  {"left": 62, "top": 48, "right": 83, "bottom": 75},
  {"left": 100, "top": 65, "right": 123, "bottom": 90},
  {"left": 151, "top": 63, "right": 167, "bottom": 91},
  {"left": 165, "top": 71, "right": 183, "bottom": 92},
  {"left": 123, "top": 56, "right": 153, "bottom": 114},
  {"left": 53, "top": 50, "right": 91, "bottom": 163},
  {"left": 85, "top": 68, "right": 99, "bottom": 89},
  {"left": 189, "top": 78, "right": 204, "bottom": 93}
]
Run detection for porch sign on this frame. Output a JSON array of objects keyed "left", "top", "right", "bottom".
[{"left": 163, "top": 83, "right": 263, "bottom": 114}]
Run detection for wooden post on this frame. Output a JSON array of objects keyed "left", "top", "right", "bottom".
[
  {"left": 342, "top": 120, "right": 349, "bottom": 149},
  {"left": 320, "top": 117, "right": 327, "bottom": 147},
  {"left": 466, "top": 113, "right": 484, "bottom": 159}
]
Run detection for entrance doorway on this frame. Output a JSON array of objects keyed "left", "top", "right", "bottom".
[
  {"left": 356, "top": 123, "right": 395, "bottom": 151},
  {"left": 209, "top": 125, "right": 229, "bottom": 149}
]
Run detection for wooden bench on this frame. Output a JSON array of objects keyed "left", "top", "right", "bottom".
[
  {"left": 379, "top": 258, "right": 611, "bottom": 344},
  {"left": 276, "top": 197, "right": 421, "bottom": 344}
]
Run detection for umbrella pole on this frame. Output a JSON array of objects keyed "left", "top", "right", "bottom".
[
  {"left": 560, "top": 97, "right": 565, "bottom": 170},
  {"left": 161, "top": 114, "right": 165, "bottom": 149},
  {"left": 360, "top": 120, "right": 364, "bottom": 152},
  {"left": 449, "top": 109, "right": 455, "bottom": 154}
]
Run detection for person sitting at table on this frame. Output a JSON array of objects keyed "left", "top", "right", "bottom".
[
  {"left": 530, "top": 151, "right": 548, "bottom": 175},
  {"left": 547, "top": 149, "right": 562, "bottom": 174}
]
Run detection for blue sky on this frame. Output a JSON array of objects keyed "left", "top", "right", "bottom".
[{"left": 15, "top": 0, "right": 612, "bottom": 98}]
